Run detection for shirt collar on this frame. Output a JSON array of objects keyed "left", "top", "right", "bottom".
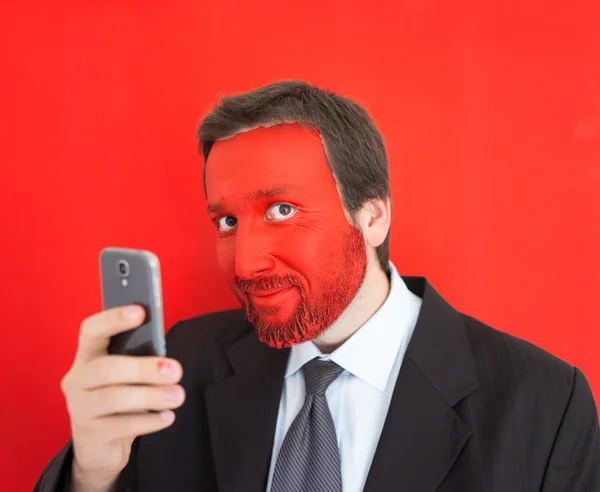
[{"left": 285, "top": 262, "right": 420, "bottom": 392}]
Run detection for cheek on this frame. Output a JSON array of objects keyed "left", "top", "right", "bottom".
[
  {"left": 215, "top": 238, "right": 236, "bottom": 280},
  {"left": 279, "top": 219, "right": 352, "bottom": 272}
]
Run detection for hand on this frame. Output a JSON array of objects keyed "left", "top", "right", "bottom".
[{"left": 60, "top": 306, "right": 185, "bottom": 491}]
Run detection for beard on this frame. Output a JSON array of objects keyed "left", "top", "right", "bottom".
[{"left": 237, "top": 225, "right": 367, "bottom": 349}]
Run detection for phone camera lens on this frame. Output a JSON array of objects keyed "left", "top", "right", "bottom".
[{"left": 117, "top": 260, "right": 129, "bottom": 277}]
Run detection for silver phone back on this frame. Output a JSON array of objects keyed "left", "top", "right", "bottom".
[{"left": 99, "top": 247, "right": 166, "bottom": 357}]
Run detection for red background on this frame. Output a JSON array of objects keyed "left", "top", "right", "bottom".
[{"left": 1, "top": 1, "right": 599, "bottom": 490}]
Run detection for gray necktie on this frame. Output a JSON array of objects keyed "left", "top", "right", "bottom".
[{"left": 270, "top": 359, "right": 344, "bottom": 492}]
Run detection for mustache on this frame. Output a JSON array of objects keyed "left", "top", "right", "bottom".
[{"left": 237, "top": 274, "right": 300, "bottom": 293}]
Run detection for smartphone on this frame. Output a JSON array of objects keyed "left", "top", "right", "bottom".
[{"left": 99, "top": 247, "right": 166, "bottom": 357}]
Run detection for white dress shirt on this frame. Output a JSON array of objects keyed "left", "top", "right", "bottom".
[{"left": 265, "top": 262, "right": 423, "bottom": 492}]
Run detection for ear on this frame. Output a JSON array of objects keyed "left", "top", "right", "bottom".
[{"left": 354, "top": 196, "right": 391, "bottom": 248}]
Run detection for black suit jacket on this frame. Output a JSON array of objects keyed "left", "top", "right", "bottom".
[{"left": 35, "top": 277, "right": 600, "bottom": 491}]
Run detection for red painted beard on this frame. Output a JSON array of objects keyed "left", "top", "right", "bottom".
[
  {"left": 205, "top": 124, "right": 369, "bottom": 349},
  {"left": 236, "top": 225, "right": 367, "bottom": 349}
]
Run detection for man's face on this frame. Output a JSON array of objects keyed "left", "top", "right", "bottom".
[{"left": 205, "top": 124, "right": 367, "bottom": 349}]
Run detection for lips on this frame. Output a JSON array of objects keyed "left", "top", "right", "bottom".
[
  {"left": 250, "top": 284, "right": 294, "bottom": 298},
  {"left": 247, "top": 284, "right": 298, "bottom": 313}
]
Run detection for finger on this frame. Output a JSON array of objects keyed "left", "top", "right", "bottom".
[
  {"left": 80, "top": 356, "right": 182, "bottom": 389},
  {"left": 76, "top": 306, "right": 145, "bottom": 361},
  {"left": 82, "top": 385, "right": 185, "bottom": 418},
  {"left": 94, "top": 410, "right": 177, "bottom": 441}
]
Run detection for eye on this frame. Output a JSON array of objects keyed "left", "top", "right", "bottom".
[
  {"left": 265, "top": 203, "right": 297, "bottom": 223},
  {"left": 216, "top": 216, "right": 237, "bottom": 233}
]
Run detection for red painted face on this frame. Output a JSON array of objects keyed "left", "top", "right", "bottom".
[{"left": 205, "top": 124, "right": 367, "bottom": 349}]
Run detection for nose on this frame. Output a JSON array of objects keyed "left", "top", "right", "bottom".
[{"left": 234, "top": 220, "right": 275, "bottom": 279}]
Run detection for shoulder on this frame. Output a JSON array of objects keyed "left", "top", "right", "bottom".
[
  {"left": 460, "top": 313, "right": 599, "bottom": 461},
  {"left": 460, "top": 313, "right": 577, "bottom": 403},
  {"left": 165, "top": 308, "right": 249, "bottom": 362}
]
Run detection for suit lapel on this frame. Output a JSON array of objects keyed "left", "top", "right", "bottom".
[
  {"left": 204, "top": 278, "right": 479, "bottom": 492},
  {"left": 364, "top": 278, "right": 480, "bottom": 492},
  {"left": 205, "top": 326, "right": 289, "bottom": 492}
]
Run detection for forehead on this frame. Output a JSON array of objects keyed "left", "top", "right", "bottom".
[{"left": 204, "top": 124, "right": 335, "bottom": 200}]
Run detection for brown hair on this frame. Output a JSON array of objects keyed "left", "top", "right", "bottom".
[{"left": 198, "top": 80, "right": 391, "bottom": 273}]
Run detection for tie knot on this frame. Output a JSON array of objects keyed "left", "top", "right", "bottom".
[{"left": 303, "top": 359, "right": 344, "bottom": 395}]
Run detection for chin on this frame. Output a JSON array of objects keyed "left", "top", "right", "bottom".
[{"left": 247, "top": 302, "right": 330, "bottom": 349}]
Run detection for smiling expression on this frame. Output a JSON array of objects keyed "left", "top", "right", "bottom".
[{"left": 205, "top": 124, "right": 367, "bottom": 348}]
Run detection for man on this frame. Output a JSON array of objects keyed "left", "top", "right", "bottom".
[{"left": 36, "top": 81, "right": 599, "bottom": 491}]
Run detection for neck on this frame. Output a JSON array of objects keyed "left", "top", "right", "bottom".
[{"left": 312, "top": 263, "right": 391, "bottom": 353}]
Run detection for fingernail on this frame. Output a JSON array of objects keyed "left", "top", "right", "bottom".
[
  {"left": 160, "top": 410, "right": 175, "bottom": 424},
  {"left": 158, "top": 360, "right": 177, "bottom": 378},
  {"left": 166, "top": 387, "right": 183, "bottom": 402},
  {"left": 123, "top": 305, "right": 141, "bottom": 322}
]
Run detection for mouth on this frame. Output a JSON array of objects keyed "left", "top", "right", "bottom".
[{"left": 249, "top": 284, "right": 294, "bottom": 298}]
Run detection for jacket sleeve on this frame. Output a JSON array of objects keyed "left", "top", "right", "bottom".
[
  {"left": 541, "top": 367, "right": 600, "bottom": 491},
  {"left": 33, "top": 439, "right": 138, "bottom": 492},
  {"left": 33, "top": 441, "right": 73, "bottom": 492}
]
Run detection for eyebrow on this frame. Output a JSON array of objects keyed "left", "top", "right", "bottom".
[{"left": 207, "top": 186, "right": 295, "bottom": 215}]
